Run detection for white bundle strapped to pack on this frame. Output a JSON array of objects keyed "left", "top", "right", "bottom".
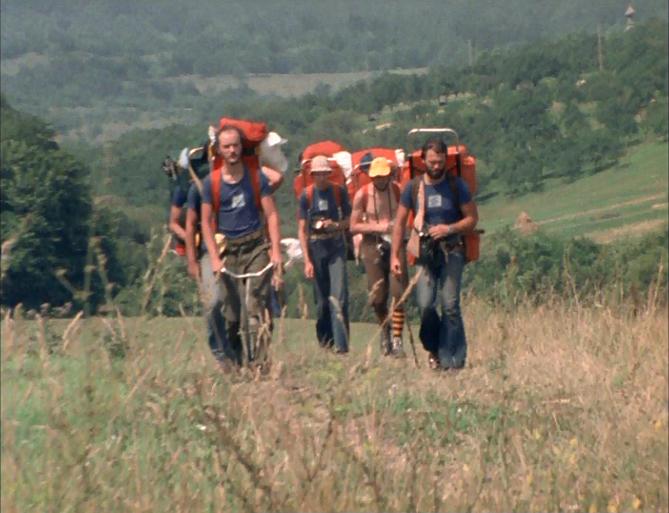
[
  {"left": 332, "top": 150, "right": 353, "bottom": 180},
  {"left": 259, "top": 131, "right": 289, "bottom": 174}
]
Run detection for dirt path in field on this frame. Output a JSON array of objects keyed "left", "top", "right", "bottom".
[
  {"left": 587, "top": 219, "right": 668, "bottom": 243},
  {"left": 537, "top": 193, "right": 666, "bottom": 226}
]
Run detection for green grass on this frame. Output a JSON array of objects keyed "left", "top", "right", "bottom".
[
  {"left": 2, "top": 298, "right": 667, "bottom": 512},
  {"left": 479, "top": 141, "right": 668, "bottom": 242}
]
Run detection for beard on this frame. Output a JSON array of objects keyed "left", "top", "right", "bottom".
[
  {"left": 426, "top": 167, "right": 445, "bottom": 180},
  {"left": 373, "top": 180, "right": 390, "bottom": 191}
]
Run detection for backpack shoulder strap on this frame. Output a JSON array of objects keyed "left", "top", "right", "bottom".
[
  {"left": 245, "top": 156, "right": 262, "bottom": 211},
  {"left": 305, "top": 184, "right": 314, "bottom": 209},
  {"left": 332, "top": 183, "right": 342, "bottom": 208},
  {"left": 448, "top": 175, "right": 461, "bottom": 210},
  {"left": 360, "top": 183, "right": 369, "bottom": 211},
  {"left": 210, "top": 161, "right": 222, "bottom": 232},
  {"left": 410, "top": 176, "right": 423, "bottom": 213},
  {"left": 391, "top": 181, "right": 401, "bottom": 202}
]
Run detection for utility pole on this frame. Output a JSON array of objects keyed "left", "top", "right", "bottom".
[
  {"left": 597, "top": 24, "right": 604, "bottom": 71},
  {"left": 467, "top": 39, "right": 473, "bottom": 67}
]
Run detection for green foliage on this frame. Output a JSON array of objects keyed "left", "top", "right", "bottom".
[
  {"left": 464, "top": 227, "right": 668, "bottom": 306},
  {"left": 0, "top": 103, "right": 93, "bottom": 308}
]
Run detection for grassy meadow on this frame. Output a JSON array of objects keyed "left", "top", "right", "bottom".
[
  {"left": 2, "top": 292, "right": 667, "bottom": 512},
  {"left": 478, "top": 141, "right": 668, "bottom": 242}
]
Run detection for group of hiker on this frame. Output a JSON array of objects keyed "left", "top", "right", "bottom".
[{"left": 166, "top": 119, "right": 479, "bottom": 373}]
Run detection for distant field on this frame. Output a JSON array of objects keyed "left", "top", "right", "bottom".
[
  {"left": 2, "top": 297, "right": 667, "bottom": 512},
  {"left": 173, "top": 68, "right": 429, "bottom": 98},
  {"left": 479, "top": 141, "right": 669, "bottom": 243}
]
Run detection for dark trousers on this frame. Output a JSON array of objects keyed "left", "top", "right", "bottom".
[
  {"left": 416, "top": 249, "right": 467, "bottom": 369},
  {"left": 309, "top": 240, "right": 350, "bottom": 352}
]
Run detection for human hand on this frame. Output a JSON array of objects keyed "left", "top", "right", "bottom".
[
  {"left": 211, "top": 256, "right": 224, "bottom": 274},
  {"left": 390, "top": 255, "right": 402, "bottom": 277},
  {"left": 187, "top": 259, "right": 200, "bottom": 281},
  {"left": 428, "top": 224, "right": 452, "bottom": 240},
  {"left": 304, "top": 260, "right": 315, "bottom": 279}
]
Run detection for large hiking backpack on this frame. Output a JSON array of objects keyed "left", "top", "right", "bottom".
[
  {"left": 163, "top": 146, "right": 210, "bottom": 256},
  {"left": 209, "top": 117, "right": 267, "bottom": 233},
  {"left": 292, "top": 140, "right": 348, "bottom": 202},
  {"left": 400, "top": 144, "right": 480, "bottom": 263},
  {"left": 348, "top": 147, "right": 404, "bottom": 200}
]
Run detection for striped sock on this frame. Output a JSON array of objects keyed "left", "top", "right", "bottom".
[{"left": 391, "top": 308, "right": 404, "bottom": 338}]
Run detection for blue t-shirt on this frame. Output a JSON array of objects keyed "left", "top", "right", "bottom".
[
  {"left": 201, "top": 166, "right": 271, "bottom": 239},
  {"left": 170, "top": 183, "right": 189, "bottom": 207},
  {"left": 299, "top": 184, "right": 351, "bottom": 254},
  {"left": 298, "top": 185, "right": 351, "bottom": 229},
  {"left": 400, "top": 177, "right": 471, "bottom": 227},
  {"left": 187, "top": 182, "right": 202, "bottom": 214},
  {"left": 186, "top": 182, "right": 206, "bottom": 253}
]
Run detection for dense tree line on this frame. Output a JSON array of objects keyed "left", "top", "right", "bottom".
[
  {"left": 0, "top": 96, "right": 144, "bottom": 311},
  {"left": 2, "top": 0, "right": 667, "bottom": 135}
]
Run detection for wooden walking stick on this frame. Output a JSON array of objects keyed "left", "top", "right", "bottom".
[{"left": 404, "top": 311, "right": 420, "bottom": 368}]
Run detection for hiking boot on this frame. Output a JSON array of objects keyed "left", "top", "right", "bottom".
[
  {"left": 391, "top": 336, "right": 406, "bottom": 358},
  {"left": 428, "top": 352, "right": 440, "bottom": 370}
]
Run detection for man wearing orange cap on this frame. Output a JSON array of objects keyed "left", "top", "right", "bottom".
[
  {"left": 350, "top": 157, "right": 407, "bottom": 357},
  {"left": 297, "top": 155, "right": 352, "bottom": 354}
]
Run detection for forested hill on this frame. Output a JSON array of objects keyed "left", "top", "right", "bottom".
[
  {"left": 1, "top": 0, "right": 667, "bottom": 141},
  {"left": 83, "top": 20, "right": 668, "bottom": 224}
]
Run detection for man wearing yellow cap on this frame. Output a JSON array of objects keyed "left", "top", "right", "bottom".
[
  {"left": 350, "top": 157, "right": 408, "bottom": 357},
  {"left": 297, "top": 155, "right": 352, "bottom": 354}
]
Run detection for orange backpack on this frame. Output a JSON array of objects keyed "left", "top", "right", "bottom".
[
  {"left": 292, "top": 140, "right": 348, "bottom": 202},
  {"left": 400, "top": 145, "right": 480, "bottom": 263},
  {"left": 210, "top": 117, "right": 267, "bottom": 232},
  {"left": 348, "top": 147, "right": 403, "bottom": 200}
]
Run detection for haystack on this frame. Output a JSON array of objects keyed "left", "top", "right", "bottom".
[{"left": 514, "top": 211, "right": 539, "bottom": 235}]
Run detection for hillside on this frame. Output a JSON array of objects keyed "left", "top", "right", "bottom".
[
  {"left": 479, "top": 141, "right": 668, "bottom": 243},
  {"left": 1, "top": 0, "right": 667, "bottom": 141}
]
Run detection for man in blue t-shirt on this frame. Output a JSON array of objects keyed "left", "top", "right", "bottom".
[
  {"left": 297, "top": 155, "right": 352, "bottom": 354},
  {"left": 200, "top": 125, "right": 283, "bottom": 368},
  {"left": 390, "top": 138, "right": 478, "bottom": 370}
]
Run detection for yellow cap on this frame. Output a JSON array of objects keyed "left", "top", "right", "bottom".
[{"left": 368, "top": 157, "right": 392, "bottom": 178}]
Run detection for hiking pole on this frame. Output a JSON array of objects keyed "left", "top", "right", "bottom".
[
  {"left": 404, "top": 312, "right": 420, "bottom": 368},
  {"left": 364, "top": 267, "right": 424, "bottom": 369},
  {"left": 187, "top": 146, "right": 207, "bottom": 195},
  {"left": 219, "top": 263, "right": 274, "bottom": 366}
]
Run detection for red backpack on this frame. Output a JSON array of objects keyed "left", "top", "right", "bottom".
[
  {"left": 210, "top": 117, "right": 267, "bottom": 232},
  {"left": 348, "top": 148, "right": 394, "bottom": 194},
  {"left": 400, "top": 145, "right": 480, "bottom": 263},
  {"left": 292, "top": 140, "right": 348, "bottom": 202}
]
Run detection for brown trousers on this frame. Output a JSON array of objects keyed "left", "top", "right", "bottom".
[{"left": 360, "top": 235, "right": 408, "bottom": 320}]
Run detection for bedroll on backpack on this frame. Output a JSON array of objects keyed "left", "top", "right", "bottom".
[{"left": 400, "top": 144, "right": 480, "bottom": 263}]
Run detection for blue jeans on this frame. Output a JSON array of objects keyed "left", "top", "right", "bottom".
[
  {"left": 310, "top": 240, "right": 350, "bottom": 352},
  {"left": 415, "top": 249, "right": 466, "bottom": 369},
  {"left": 200, "top": 254, "right": 242, "bottom": 366}
]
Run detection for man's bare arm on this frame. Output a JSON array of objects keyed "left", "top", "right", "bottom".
[
  {"left": 261, "top": 195, "right": 282, "bottom": 265},
  {"left": 261, "top": 166, "right": 284, "bottom": 192},
  {"left": 168, "top": 205, "right": 186, "bottom": 241}
]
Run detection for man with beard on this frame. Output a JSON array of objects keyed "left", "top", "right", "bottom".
[
  {"left": 200, "top": 125, "right": 283, "bottom": 369},
  {"left": 390, "top": 138, "right": 478, "bottom": 370},
  {"left": 350, "top": 157, "right": 407, "bottom": 357}
]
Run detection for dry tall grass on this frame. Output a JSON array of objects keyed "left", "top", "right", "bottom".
[{"left": 2, "top": 294, "right": 667, "bottom": 512}]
